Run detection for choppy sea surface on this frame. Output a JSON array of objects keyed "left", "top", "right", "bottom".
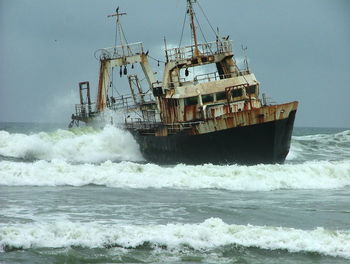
[{"left": 0, "top": 122, "right": 349, "bottom": 264}]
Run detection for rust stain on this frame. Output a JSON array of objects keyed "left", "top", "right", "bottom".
[
  {"left": 225, "top": 117, "right": 234, "bottom": 128},
  {"left": 184, "top": 105, "right": 197, "bottom": 121}
]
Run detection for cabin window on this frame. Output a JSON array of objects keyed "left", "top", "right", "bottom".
[
  {"left": 184, "top": 96, "right": 198, "bottom": 106},
  {"left": 216, "top": 91, "right": 226, "bottom": 101},
  {"left": 202, "top": 94, "right": 214, "bottom": 103},
  {"left": 232, "top": 88, "right": 243, "bottom": 98},
  {"left": 246, "top": 85, "right": 257, "bottom": 95}
]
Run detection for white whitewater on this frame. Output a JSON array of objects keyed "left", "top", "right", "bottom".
[
  {"left": 0, "top": 125, "right": 143, "bottom": 163},
  {"left": 1, "top": 159, "right": 349, "bottom": 191},
  {"left": 1, "top": 218, "right": 349, "bottom": 259},
  {"left": 1, "top": 127, "right": 349, "bottom": 191}
]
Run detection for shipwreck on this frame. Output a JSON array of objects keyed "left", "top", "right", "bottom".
[{"left": 69, "top": 1, "right": 298, "bottom": 165}]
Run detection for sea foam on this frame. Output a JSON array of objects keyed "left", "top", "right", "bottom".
[
  {"left": 0, "top": 125, "right": 143, "bottom": 163},
  {"left": 1, "top": 218, "right": 349, "bottom": 259},
  {"left": 1, "top": 159, "right": 349, "bottom": 191}
]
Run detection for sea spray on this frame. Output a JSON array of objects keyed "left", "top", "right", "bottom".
[
  {"left": 1, "top": 218, "right": 349, "bottom": 259},
  {"left": 0, "top": 125, "right": 143, "bottom": 163},
  {"left": 1, "top": 159, "right": 349, "bottom": 191}
]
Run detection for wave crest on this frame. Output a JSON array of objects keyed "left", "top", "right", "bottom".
[
  {"left": 287, "top": 130, "right": 350, "bottom": 161},
  {"left": 1, "top": 160, "right": 349, "bottom": 191},
  {"left": 1, "top": 218, "right": 349, "bottom": 259},
  {"left": 0, "top": 125, "right": 143, "bottom": 163}
]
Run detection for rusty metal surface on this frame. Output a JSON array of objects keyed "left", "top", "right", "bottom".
[
  {"left": 130, "top": 101, "right": 298, "bottom": 137},
  {"left": 96, "top": 60, "right": 109, "bottom": 111},
  {"left": 194, "top": 101, "right": 298, "bottom": 135}
]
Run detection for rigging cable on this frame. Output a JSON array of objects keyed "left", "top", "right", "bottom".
[
  {"left": 193, "top": 12, "right": 214, "bottom": 54},
  {"left": 196, "top": 1, "right": 218, "bottom": 38},
  {"left": 114, "top": 17, "right": 118, "bottom": 47},
  {"left": 194, "top": 12, "right": 207, "bottom": 43},
  {"left": 147, "top": 54, "right": 166, "bottom": 64},
  {"left": 178, "top": 10, "right": 188, "bottom": 48},
  {"left": 109, "top": 67, "right": 121, "bottom": 97},
  {"left": 119, "top": 24, "right": 133, "bottom": 55}
]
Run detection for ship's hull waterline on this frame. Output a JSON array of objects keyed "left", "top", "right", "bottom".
[{"left": 132, "top": 103, "right": 298, "bottom": 165}]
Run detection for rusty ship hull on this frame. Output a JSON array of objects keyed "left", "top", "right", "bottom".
[{"left": 128, "top": 102, "right": 298, "bottom": 165}]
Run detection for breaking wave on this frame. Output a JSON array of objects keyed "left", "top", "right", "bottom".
[
  {"left": 0, "top": 125, "right": 143, "bottom": 163},
  {"left": 1, "top": 218, "right": 349, "bottom": 259},
  {"left": 287, "top": 130, "right": 350, "bottom": 162},
  {"left": 1, "top": 159, "right": 349, "bottom": 191}
]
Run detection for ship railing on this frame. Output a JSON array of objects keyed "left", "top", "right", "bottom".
[
  {"left": 166, "top": 69, "right": 250, "bottom": 88},
  {"left": 74, "top": 103, "right": 96, "bottom": 118},
  {"left": 124, "top": 118, "right": 162, "bottom": 131},
  {"left": 168, "top": 121, "right": 203, "bottom": 129},
  {"left": 108, "top": 95, "right": 134, "bottom": 111},
  {"left": 97, "top": 42, "right": 144, "bottom": 60},
  {"left": 193, "top": 70, "right": 251, "bottom": 83},
  {"left": 109, "top": 93, "right": 156, "bottom": 111},
  {"left": 124, "top": 119, "right": 204, "bottom": 133},
  {"left": 165, "top": 40, "right": 232, "bottom": 61},
  {"left": 194, "top": 71, "right": 231, "bottom": 83}
]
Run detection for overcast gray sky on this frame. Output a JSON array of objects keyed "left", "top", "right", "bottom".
[{"left": 1, "top": 0, "right": 349, "bottom": 127}]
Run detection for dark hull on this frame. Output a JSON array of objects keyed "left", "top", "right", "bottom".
[{"left": 131, "top": 110, "right": 297, "bottom": 165}]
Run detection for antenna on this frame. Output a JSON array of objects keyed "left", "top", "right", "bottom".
[{"left": 241, "top": 45, "right": 249, "bottom": 71}]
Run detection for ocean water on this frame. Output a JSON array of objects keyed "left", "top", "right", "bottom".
[{"left": 0, "top": 122, "right": 349, "bottom": 264}]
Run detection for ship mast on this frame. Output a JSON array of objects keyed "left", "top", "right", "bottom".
[
  {"left": 187, "top": 0, "right": 200, "bottom": 57},
  {"left": 96, "top": 7, "right": 156, "bottom": 112},
  {"left": 108, "top": 7, "right": 128, "bottom": 55}
]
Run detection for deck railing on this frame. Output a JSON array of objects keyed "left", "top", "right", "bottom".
[
  {"left": 124, "top": 119, "right": 203, "bottom": 133},
  {"left": 97, "top": 42, "right": 144, "bottom": 60},
  {"left": 74, "top": 103, "right": 95, "bottom": 118},
  {"left": 166, "top": 69, "right": 251, "bottom": 88},
  {"left": 165, "top": 40, "right": 232, "bottom": 61},
  {"left": 109, "top": 93, "right": 155, "bottom": 111}
]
